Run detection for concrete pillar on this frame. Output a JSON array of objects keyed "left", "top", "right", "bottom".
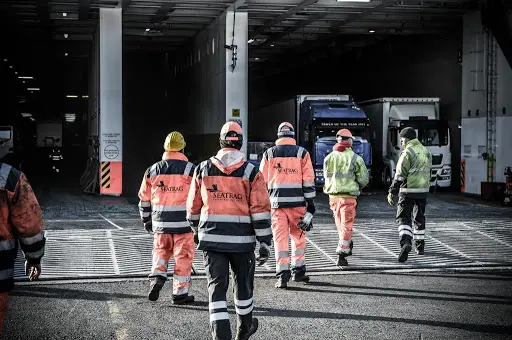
[
  {"left": 225, "top": 11, "right": 249, "bottom": 157},
  {"left": 98, "top": 8, "right": 123, "bottom": 195}
]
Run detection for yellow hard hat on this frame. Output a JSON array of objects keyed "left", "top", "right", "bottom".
[{"left": 164, "top": 131, "right": 186, "bottom": 152}]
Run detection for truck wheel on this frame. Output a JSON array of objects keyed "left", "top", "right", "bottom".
[{"left": 384, "top": 167, "right": 392, "bottom": 187}]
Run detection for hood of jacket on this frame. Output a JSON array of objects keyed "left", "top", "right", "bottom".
[
  {"left": 211, "top": 148, "right": 246, "bottom": 175},
  {"left": 333, "top": 141, "right": 352, "bottom": 153}
]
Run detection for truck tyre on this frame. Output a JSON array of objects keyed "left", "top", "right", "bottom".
[{"left": 384, "top": 167, "right": 392, "bottom": 188}]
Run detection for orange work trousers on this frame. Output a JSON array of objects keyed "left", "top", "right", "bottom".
[
  {"left": 329, "top": 197, "right": 357, "bottom": 255},
  {"left": 150, "top": 233, "right": 195, "bottom": 296},
  {"left": 271, "top": 207, "right": 307, "bottom": 276},
  {"left": 0, "top": 293, "right": 7, "bottom": 330}
]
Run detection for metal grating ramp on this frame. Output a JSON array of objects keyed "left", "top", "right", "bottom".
[{"left": 12, "top": 217, "right": 512, "bottom": 281}]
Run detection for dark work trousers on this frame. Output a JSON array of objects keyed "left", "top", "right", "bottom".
[
  {"left": 203, "top": 250, "right": 256, "bottom": 340},
  {"left": 396, "top": 196, "right": 427, "bottom": 250}
]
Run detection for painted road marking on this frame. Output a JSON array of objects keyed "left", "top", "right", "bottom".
[
  {"left": 306, "top": 236, "right": 338, "bottom": 264},
  {"left": 463, "top": 222, "right": 512, "bottom": 249},
  {"left": 107, "top": 231, "right": 121, "bottom": 275},
  {"left": 354, "top": 228, "right": 399, "bottom": 258},
  {"left": 427, "top": 235, "right": 482, "bottom": 264},
  {"left": 99, "top": 214, "right": 123, "bottom": 230},
  {"left": 107, "top": 301, "right": 128, "bottom": 340}
]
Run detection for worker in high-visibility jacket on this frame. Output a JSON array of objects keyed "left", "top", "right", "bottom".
[
  {"left": 187, "top": 121, "right": 272, "bottom": 340},
  {"left": 323, "top": 129, "right": 369, "bottom": 267},
  {"left": 0, "top": 162, "right": 46, "bottom": 330},
  {"left": 387, "top": 127, "right": 432, "bottom": 262},
  {"left": 138, "top": 131, "right": 196, "bottom": 304},
  {"left": 259, "top": 122, "right": 316, "bottom": 289}
]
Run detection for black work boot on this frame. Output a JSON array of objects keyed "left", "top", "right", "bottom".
[
  {"left": 275, "top": 270, "right": 291, "bottom": 289},
  {"left": 337, "top": 253, "right": 348, "bottom": 267},
  {"left": 415, "top": 241, "right": 425, "bottom": 255},
  {"left": 236, "top": 318, "right": 259, "bottom": 340},
  {"left": 148, "top": 279, "right": 165, "bottom": 301},
  {"left": 172, "top": 294, "right": 195, "bottom": 305},
  {"left": 292, "top": 272, "right": 310, "bottom": 283},
  {"left": 398, "top": 241, "right": 412, "bottom": 263}
]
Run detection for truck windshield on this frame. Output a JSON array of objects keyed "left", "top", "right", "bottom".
[
  {"left": 0, "top": 129, "right": 11, "bottom": 140},
  {"left": 417, "top": 128, "right": 449, "bottom": 146}
]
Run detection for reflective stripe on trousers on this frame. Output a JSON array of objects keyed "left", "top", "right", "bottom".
[
  {"left": 329, "top": 197, "right": 357, "bottom": 255},
  {"left": 149, "top": 233, "right": 195, "bottom": 296},
  {"left": 271, "top": 207, "right": 307, "bottom": 275}
]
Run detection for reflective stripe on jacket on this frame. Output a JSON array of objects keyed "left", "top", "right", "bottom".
[
  {"left": 259, "top": 137, "right": 315, "bottom": 209},
  {"left": 138, "top": 152, "right": 195, "bottom": 234},
  {"left": 389, "top": 139, "right": 432, "bottom": 198},
  {"left": 323, "top": 148, "right": 369, "bottom": 197},
  {"left": 186, "top": 149, "right": 272, "bottom": 253},
  {"left": 0, "top": 163, "right": 45, "bottom": 293}
]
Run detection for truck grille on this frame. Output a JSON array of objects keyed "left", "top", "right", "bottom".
[{"left": 432, "top": 154, "right": 443, "bottom": 165}]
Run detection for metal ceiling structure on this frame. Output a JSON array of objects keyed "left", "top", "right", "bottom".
[{"left": 0, "top": 0, "right": 479, "bottom": 74}]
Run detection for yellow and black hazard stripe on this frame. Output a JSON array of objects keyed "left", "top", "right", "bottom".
[
  {"left": 101, "top": 162, "right": 111, "bottom": 189},
  {"left": 460, "top": 159, "right": 466, "bottom": 193}
]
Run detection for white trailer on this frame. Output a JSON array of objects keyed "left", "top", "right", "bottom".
[{"left": 358, "top": 97, "right": 452, "bottom": 188}]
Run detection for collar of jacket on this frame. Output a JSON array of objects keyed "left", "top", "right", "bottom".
[
  {"left": 405, "top": 138, "right": 421, "bottom": 149},
  {"left": 212, "top": 148, "right": 245, "bottom": 175},
  {"left": 162, "top": 151, "right": 188, "bottom": 161},
  {"left": 276, "top": 137, "right": 296, "bottom": 146},
  {"left": 333, "top": 141, "right": 352, "bottom": 152}
]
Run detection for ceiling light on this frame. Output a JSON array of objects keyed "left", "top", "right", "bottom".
[
  {"left": 248, "top": 39, "right": 255, "bottom": 44},
  {"left": 3, "top": 59, "right": 6, "bottom": 62},
  {"left": 369, "top": 29, "right": 375, "bottom": 33},
  {"left": 27, "top": 88, "right": 40, "bottom": 91},
  {"left": 64, "top": 33, "right": 68, "bottom": 39},
  {"left": 65, "top": 53, "right": 68, "bottom": 56},
  {"left": 270, "top": 44, "right": 275, "bottom": 47},
  {"left": 21, "top": 113, "right": 32, "bottom": 118},
  {"left": 63, "top": 12, "right": 67, "bottom": 17},
  {"left": 65, "top": 113, "right": 76, "bottom": 122},
  {"left": 254, "top": 57, "right": 260, "bottom": 61},
  {"left": 145, "top": 28, "right": 150, "bottom": 32},
  {"left": 66, "top": 95, "right": 78, "bottom": 98},
  {"left": 18, "top": 76, "right": 33, "bottom": 79},
  {"left": 14, "top": 71, "right": 17, "bottom": 75},
  {"left": 9, "top": 65, "right": 12, "bottom": 69},
  {"left": 82, "top": 95, "right": 89, "bottom": 99},
  {"left": 30, "top": 117, "right": 36, "bottom": 122}
]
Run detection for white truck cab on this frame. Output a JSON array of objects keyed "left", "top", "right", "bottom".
[{"left": 359, "top": 98, "right": 452, "bottom": 188}]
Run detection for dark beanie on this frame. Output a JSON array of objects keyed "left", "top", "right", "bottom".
[{"left": 399, "top": 127, "right": 416, "bottom": 140}]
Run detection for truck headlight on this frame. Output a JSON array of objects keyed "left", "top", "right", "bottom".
[{"left": 441, "top": 168, "right": 451, "bottom": 175}]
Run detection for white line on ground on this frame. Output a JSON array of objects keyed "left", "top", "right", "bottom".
[
  {"left": 107, "top": 301, "right": 128, "bottom": 340},
  {"left": 99, "top": 214, "right": 123, "bottom": 230},
  {"left": 106, "top": 231, "right": 121, "bottom": 275},
  {"left": 306, "top": 236, "right": 338, "bottom": 264},
  {"left": 427, "top": 235, "right": 482, "bottom": 264},
  {"left": 354, "top": 228, "right": 399, "bottom": 258},
  {"left": 463, "top": 222, "right": 512, "bottom": 248},
  {"left": 45, "top": 219, "right": 105, "bottom": 222}
]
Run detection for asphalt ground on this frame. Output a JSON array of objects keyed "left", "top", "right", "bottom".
[{"left": 3, "top": 270, "right": 512, "bottom": 340}]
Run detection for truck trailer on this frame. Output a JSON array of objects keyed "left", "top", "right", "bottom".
[
  {"left": 358, "top": 97, "right": 451, "bottom": 188},
  {"left": 250, "top": 95, "right": 372, "bottom": 186}
]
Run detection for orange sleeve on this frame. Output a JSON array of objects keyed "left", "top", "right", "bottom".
[
  {"left": 249, "top": 172, "right": 272, "bottom": 245},
  {"left": 186, "top": 165, "right": 203, "bottom": 228},
  {"left": 301, "top": 151, "right": 316, "bottom": 200},
  {"left": 138, "top": 168, "right": 152, "bottom": 223},
  {"left": 9, "top": 173, "right": 45, "bottom": 264}
]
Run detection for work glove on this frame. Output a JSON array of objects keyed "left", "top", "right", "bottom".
[
  {"left": 298, "top": 212, "right": 314, "bottom": 232},
  {"left": 387, "top": 193, "right": 395, "bottom": 207},
  {"left": 256, "top": 243, "right": 271, "bottom": 266},
  {"left": 25, "top": 261, "right": 41, "bottom": 281},
  {"left": 143, "top": 221, "right": 153, "bottom": 233},
  {"left": 188, "top": 221, "right": 199, "bottom": 245}
]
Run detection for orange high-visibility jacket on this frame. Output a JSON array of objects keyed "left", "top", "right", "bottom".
[
  {"left": 259, "top": 137, "right": 316, "bottom": 209},
  {"left": 0, "top": 163, "right": 45, "bottom": 293},
  {"left": 186, "top": 149, "right": 272, "bottom": 252},
  {"left": 138, "top": 152, "right": 196, "bottom": 234}
]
